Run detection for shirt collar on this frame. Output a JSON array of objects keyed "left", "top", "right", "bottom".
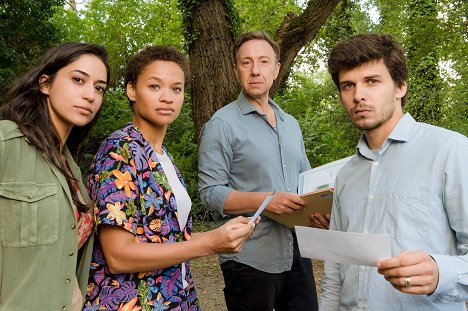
[
  {"left": 236, "top": 90, "right": 285, "bottom": 121},
  {"left": 357, "top": 113, "right": 416, "bottom": 159}
]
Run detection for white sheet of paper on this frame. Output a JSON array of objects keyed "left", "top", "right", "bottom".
[
  {"left": 299, "top": 156, "right": 352, "bottom": 194},
  {"left": 295, "top": 226, "right": 392, "bottom": 266}
]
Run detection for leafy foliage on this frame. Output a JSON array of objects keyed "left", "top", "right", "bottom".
[
  {"left": 0, "top": 0, "right": 64, "bottom": 98},
  {"left": 277, "top": 72, "right": 359, "bottom": 167},
  {"left": 51, "top": 0, "right": 184, "bottom": 87}
]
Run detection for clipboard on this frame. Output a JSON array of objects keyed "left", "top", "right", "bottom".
[{"left": 262, "top": 188, "right": 333, "bottom": 229}]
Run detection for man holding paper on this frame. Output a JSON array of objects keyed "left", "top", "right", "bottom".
[
  {"left": 318, "top": 33, "right": 468, "bottom": 310},
  {"left": 198, "top": 31, "right": 318, "bottom": 310}
]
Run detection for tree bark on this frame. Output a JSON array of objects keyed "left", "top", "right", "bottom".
[
  {"left": 272, "top": 0, "right": 342, "bottom": 95},
  {"left": 186, "top": 0, "right": 342, "bottom": 138},
  {"left": 187, "top": 0, "right": 240, "bottom": 139}
]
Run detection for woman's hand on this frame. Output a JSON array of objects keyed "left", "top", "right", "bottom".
[{"left": 209, "top": 216, "right": 256, "bottom": 254}]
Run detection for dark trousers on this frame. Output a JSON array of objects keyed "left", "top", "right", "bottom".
[{"left": 221, "top": 235, "right": 318, "bottom": 311}]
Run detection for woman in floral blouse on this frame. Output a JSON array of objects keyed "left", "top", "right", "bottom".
[{"left": 83, "top": 46, "right": 256, "bottom": 311}]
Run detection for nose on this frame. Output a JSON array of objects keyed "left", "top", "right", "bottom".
[
  {"left": 159, "top": 87, "right": 173, "bottom": 103},
  {"left": 83, "top": 84, "right": 96, "bottom": 102},
  {"left": 250, "top": 60, "right": 260, "bottom": 76},
  {"left": 353, "top": 84, "right": 366, "bottom": 104}
]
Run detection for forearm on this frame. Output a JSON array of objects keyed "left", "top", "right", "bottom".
[
  {"left": 103, "top": 233, "right": 215, "bottom": 274},
  {"left": 223, "top": 190, "right": 271, "bottom": 215}
]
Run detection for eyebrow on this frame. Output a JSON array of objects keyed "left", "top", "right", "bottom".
[
  {"left": 71, "top": 69, "right": 108, "bottom": 85},
  {"left": 339, "top": 74, "right": 383, "bottom": 86},
  {"left": 146, "top": 76, "right": 184, "bottom": 85}
]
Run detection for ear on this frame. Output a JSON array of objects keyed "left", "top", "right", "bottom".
[
  {"left": 233, "top": 64, "right": 240, "bottom": 82},
  {"left": 39, "top": 75, "right": 50, "bottom": 95},
  {"left": 396, "top": 81, "right": 407, "bottom": 100},
  {"left": 273, "top": 62, "right": 281, "bottom": 80},
  {"left": 126, "top": 82, "right": 136, "bottom": 101}
]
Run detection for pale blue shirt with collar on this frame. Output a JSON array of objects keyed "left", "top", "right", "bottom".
[
  {"left": 320, "top": 113, "right": 468, "bottom": 311},
  {"left": 198, "top": 91, "right": 310, "bottom": 273}
]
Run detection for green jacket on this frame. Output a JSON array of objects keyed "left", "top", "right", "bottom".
[{"left": 0, "top": 120, "right": 94, "bottom": 311}]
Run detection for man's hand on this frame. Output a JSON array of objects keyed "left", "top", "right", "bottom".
[
  {"left": 309, "top": 212, "right": 330, "bottom": 229},
  {"left": 377, "top": 251, "right": 439, "bottom": 295},
  {"left": 265, "top": 192, "right": 305, "bottom": 215}
]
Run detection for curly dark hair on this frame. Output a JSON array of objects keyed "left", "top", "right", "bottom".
[
  {"left": 328, "top": 33, "right": 408, "bottom": 106},
  {"left": 2, "top": 42, "right": 110, "bottom": 212},
  {"left": 124, "top": 46, "right": 190, "bottom": 107}
]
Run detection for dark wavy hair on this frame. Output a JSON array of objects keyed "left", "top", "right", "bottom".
[
  {"left": 2, "top": 42, "right": 110, "bottom": 212},
  {"left": 328, "top": 33, "right": 408, "bottom": 106},
  {"left": 124, "top": 45, "right": 190, "bottom": 107}
]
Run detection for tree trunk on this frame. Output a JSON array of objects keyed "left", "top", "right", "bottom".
[
  {"left": 185, "top": 0, "right": 342, "bottom": 138},
  {"left": 186, "top": 0, "right": 240, "bottom": 139},
  {"left": 272, "top": 0, "right": 342, "bottom": 96}
]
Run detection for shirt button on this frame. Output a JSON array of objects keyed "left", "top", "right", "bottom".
[
  {"left": 71, "top": 224, "right": 76, "bottom": 229},
  {"left": 287, "top": 188, "right": 291, "bottom": 191},
  {"left": 368, "top": 194, "right": 374, "bottom": 200},
  {"left": 65, "top": 278, "right": 71, "bottom": 284},
  {"left": 374, "top": 161, "right": 379, "bottom": 166},
  {"left": 358, "top": 302, "right": 366, "bottom": 309},
  {"left": 289, "top": 249, "right": 292, "bottom": 253},
  {"left": 62, "top": 306, "right": 67, "bottom": 311},
  {"left": 68, "top": 252, "right": 74, "bottom": 256},
  {"left": 289, "top": 242, "right": 292, "bottom": 246},
  {"left": 360, "top": 266, "right": 367, "bottom": 271},
  {"left": 27, "top": 193, "right": 33, "bottom": 199},
  {"left": 283, "top": 164, "right": 286, "bottom": 168}
]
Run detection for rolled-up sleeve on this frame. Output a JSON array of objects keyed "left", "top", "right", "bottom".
[
  {"left": 198, "top": 117, "right": 234, "bottom": 215},
  {"left": 431, "top": 136, "right": 468, "bottom": 302}
]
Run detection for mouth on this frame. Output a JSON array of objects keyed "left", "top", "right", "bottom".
[
  {"left": 75, "top": 106, "right": 93, "bottom": 115},
  {"left": 156, "top": 108, "right": 175, "bottom": 114},
  {"left": 353, "top": 105, "right": 373, "bottom": 116}
]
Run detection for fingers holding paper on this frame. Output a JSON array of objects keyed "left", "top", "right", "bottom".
[
  {"left": 211, "top": 216, "right": 256, "bottom": 253},
  {"left": 377, "top": 251, "right": 439, "bottom": 295},
  {"left": 309, "top": 212, "right": 330, "bottom": 229},
  {"left": 265, "top": 192, "right": 306, "bottom": 215}
]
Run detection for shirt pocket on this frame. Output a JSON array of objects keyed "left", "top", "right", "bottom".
[{"left": 0, "top": 182, "right": 59, "bottom": 247}]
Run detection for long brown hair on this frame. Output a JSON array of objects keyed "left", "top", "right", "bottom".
[{"left": 2, "top": 42, "right": 110, "bottom": 212}]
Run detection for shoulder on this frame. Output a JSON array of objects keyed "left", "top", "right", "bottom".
[
  {"left": 416, "top": 122, "right": 466, "bottom": 140},
  {"left": 0, "top": 120, "right": 24, "bottom": 141},
  {"left": 96, "top": 124, "right": 143, "bottom": 156},
  {"left": 201, "top": 102, "right": 239, "bottom": 136},
  {"left": 211, "top": 101, "right": 239, "bottom": 121},
  {"left": 412, "top": 122, "right": 468, "bottom": 152}
]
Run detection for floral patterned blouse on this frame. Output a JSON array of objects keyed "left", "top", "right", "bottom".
[{"left": 83, "top": 123, "right": 200, "bottom": 311}]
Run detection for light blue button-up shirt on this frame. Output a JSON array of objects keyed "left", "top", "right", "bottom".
[
  {"left": 320, "top": 113, "right": 468, "bottom": 311},
  {"left": 198, "top": 91, "right": 310, "bottom": 273}
]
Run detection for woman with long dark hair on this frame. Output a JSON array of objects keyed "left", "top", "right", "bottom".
[{"left": 0, "top": 42, "right": 110, "bottom": 310}]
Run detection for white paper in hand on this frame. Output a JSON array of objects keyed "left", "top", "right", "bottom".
[
  {"left": 249, "top": 191, "right": 275, "bottom": 224},
  {"left": 295, "top": 226, "right": 392, "bottom": 266}
]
